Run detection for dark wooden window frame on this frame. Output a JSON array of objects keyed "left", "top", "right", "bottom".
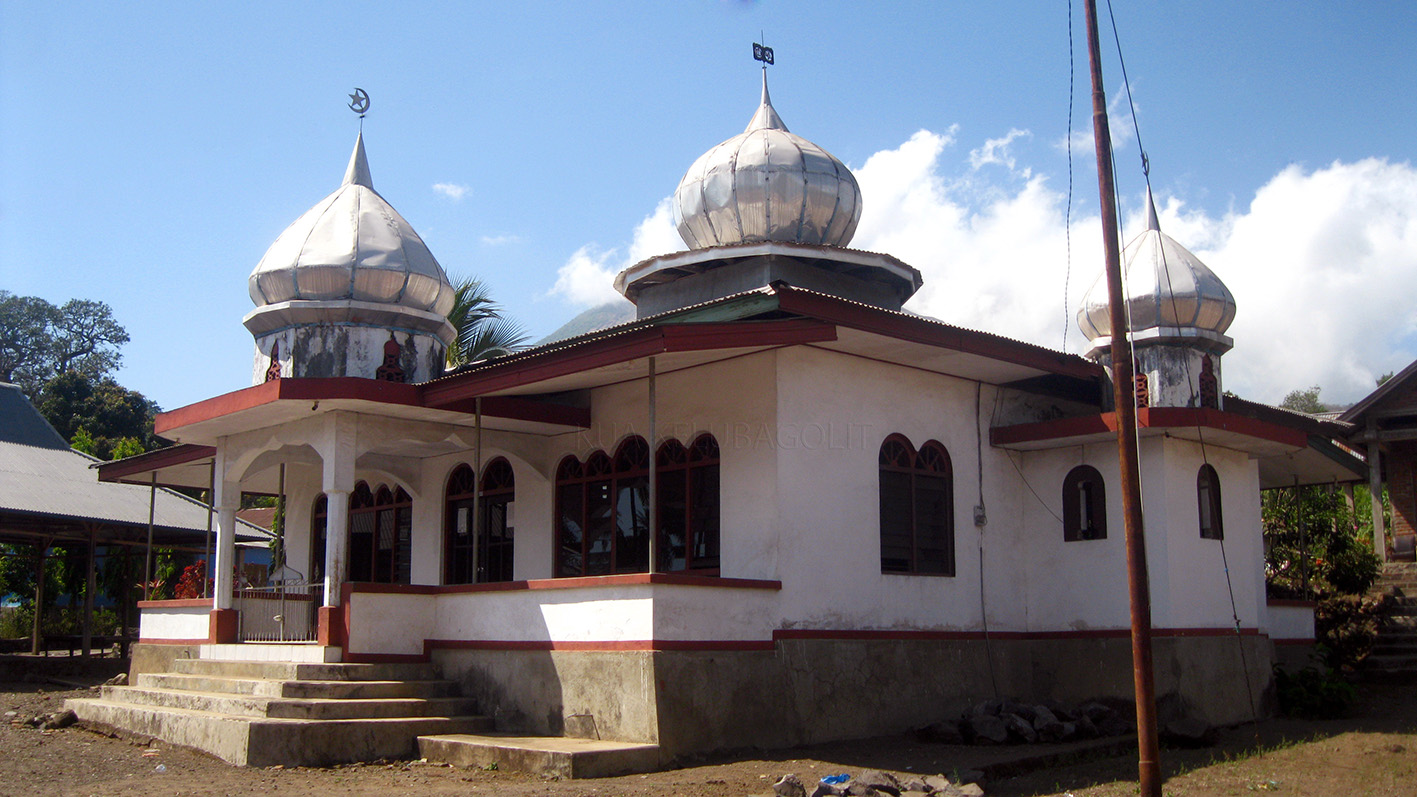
[
  {"left": 348, "top": 481, "right": 413, "bottom": 584},
  {"left": 879, "top": 434, "right": 955, "bottom": 576},
  {"left": 444, "top": 460, "right": 517, "bottom": 585},
  {"left": 655, "top": 434, "right": 721, "bottom": 574},
  {"left": 1062, "top": 465, "right": 1107, "bottom": 541},
  {"left": 1198, "top": 463, "right": 1224, "bottom": 540},
  {"left": 556, "top": 434, "right": 721, "bottom": 578}
]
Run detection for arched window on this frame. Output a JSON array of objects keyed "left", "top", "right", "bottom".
[
  {"left": 445, "top": 460, "right": 516, "bottom": 585},
  {"left": 556, "top": 434, "right": 721, "bottom": 577},
  {"left": 1063, "top": 465, "right": 1107, "bottom": 541},
  {"left": 879, "top": 435, "right": 954, "bottom": 575},
  {"left": 657, "top": 434, "right": 721, "bottom": 572},
  {"left": 1198, "top": 464, "right": 1224, "bottom": 540},
  {"left": 479, "top": 458, "right": 516, "bottom": 583},
  {"left": 556, "top": 438, "right": 648, "bottom": 576},
  {"left": 348, "top": 481, "right": 412, "bottom": 584}
]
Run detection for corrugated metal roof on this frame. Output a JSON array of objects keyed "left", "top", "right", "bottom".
[
  {"left": 0, "top": 439, "right": 268, "bottom": 540},
  {"left": 0, "top": 383, "right": 68, "bottom": 449}
]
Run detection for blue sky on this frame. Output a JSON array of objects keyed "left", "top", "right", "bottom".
[{"left": 5, "top": 1, "right": 1417, "bottom": 411}]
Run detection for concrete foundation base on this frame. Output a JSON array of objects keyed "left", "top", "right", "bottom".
[{"left": 434, "top": 634, "right": 1277, "bottom": 761}]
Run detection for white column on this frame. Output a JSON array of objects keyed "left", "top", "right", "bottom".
[
  {"left": 323, "top": 491, "right": 350, "bottom": 606},
  {"left": 212, "top": 448, "right": 241, "bottom": 611},
  {"left": 1369, "top": 433, "right": 1387, "bottom": 562},
  {"left": 319, "top": 412, "right": 357, "bottom": 606}
]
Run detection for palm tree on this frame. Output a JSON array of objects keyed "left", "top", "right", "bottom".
[{"left": 445, "top": 277, "right": 530, "bottom": 368}]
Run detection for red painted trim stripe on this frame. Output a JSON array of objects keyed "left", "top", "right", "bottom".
[
  {"left": 773, "top": 627, "right": 1261, "bottom": 642},
  {"left": 137, "top": 599, "right": 211, "bottom": 609},
  {"left": 97, "top": 444, "right": 216, "bottom": 483},
  {"left": 345, "top": 573, "right": 782, "bottom": 595},
  {"left": 423, "top": 638, "right": 776, "bottom": 653},
  {"left": 772, "top": 287, "right": 1102, "bottom": 380},
  {"left": 137, "top": 638, "right": 209, "bottom": 646},
  {"left": 992, "top": 407, "right": 1307, "bottom": 449},
  {"left": 421, "top": 320, "right": 837, "bottom": 403}
]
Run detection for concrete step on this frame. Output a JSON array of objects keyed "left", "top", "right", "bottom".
[
  {"left": 1374, "top": 640, "right": 1417, "bottom": 652},
  {"left": 1364, "top": 653, "right": 1417, "bottom": 670},
  {"left": 173, "top": 658, "right": 441, "bottom": 682},
  {"left": 69, "top": 697, "right": 494, "bottom": 767},
  {"left": 99, "top": 686, "right": 479, "bottom": 720},
  {"left": 419, "top": 733, "right": 660, "bottom": 779},
  {"left": 137, "top": 672, "right": 458, "bottom": 699}
]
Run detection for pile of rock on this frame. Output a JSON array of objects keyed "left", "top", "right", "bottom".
[
  {"left": 8, "top": 707, "right": 77, "bottom": 730},
  {"left": 771, "top": 768, "right": 984, "bottom": 797},
  {"left": 915, "top": 698, "right": 1134, "bottom": 746}
]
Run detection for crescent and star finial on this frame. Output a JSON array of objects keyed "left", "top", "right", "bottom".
[{"left": 347, "top": 88, "right": 370, "bottom": 116}]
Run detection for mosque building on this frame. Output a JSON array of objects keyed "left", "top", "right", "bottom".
[{"left": 72, "top": 69, "right": 1360, "bottom": 769}]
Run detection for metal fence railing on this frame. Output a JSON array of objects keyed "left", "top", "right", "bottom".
[{"left": 236, "top": 579, "right": 320, "bottom": 643}]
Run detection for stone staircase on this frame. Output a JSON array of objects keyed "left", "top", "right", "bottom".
[
  {"left": 1363, "top": 563, "right": 1417, "bottom": 683},
  {"left": 67, "top": 646, "right": 662, "bottom": 776},
  {"left": 68, "top": 652, "right": 493, "bottom": 767}
]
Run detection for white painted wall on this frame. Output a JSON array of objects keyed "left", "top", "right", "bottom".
[
  {"left": 139, "top": 604, "right": 209, "bottom": 641},
  {"left": 221, "top": 337, "right": 1272, "bottom": 649},
  {"left": 772, "top": 346, "right": 1003, "bottom": 632},
  {"left": 1265, "top": 603, "right": 1315, "bottom": 641},
  {"left": 344, "top": 581, "right": 782, "bottom": 656},
  {"left": 1012, "top": 442, "right": 1132, "bottom": 632}
]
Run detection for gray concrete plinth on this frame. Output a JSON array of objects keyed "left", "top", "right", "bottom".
[{"left": 418, "top": 733, "right": 661, "bottom": 779}]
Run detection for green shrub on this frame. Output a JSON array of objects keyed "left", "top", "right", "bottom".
[
  {"left": 1315, "top": 594, "right": 1384, "bottom": 670},
  {"left": 0, "top": 605, "right": 33, "bottom": 638},
  {"left": 1273, "top": 662, "right": 1355, "bottom": 719}
]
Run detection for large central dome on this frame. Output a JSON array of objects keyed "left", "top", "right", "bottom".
[{"left": 672, "top": 71, "right": 862, "bottom": 249}]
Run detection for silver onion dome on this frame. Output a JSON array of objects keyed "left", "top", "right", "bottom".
[
  {"left": 673, "top": 71, "right": 862, "bottom": 249},
  {"left": 247, "top": 132, "right": 455, "bottom": 318},
  {"left": 1078, "top": 192, "right": 1237, "bottom": 352}
]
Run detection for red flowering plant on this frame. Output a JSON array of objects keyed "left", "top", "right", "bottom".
[{"left": 174, "top": 560, "right": 208, "bottom": 599}]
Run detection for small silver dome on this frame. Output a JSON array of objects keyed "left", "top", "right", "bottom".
[
  {"left": 1078, "top": 193, "right": 1236, "bottom": 351},
  {"left": 673, "top": 71, "right": 862, "bottom": 249},
  {"left": 247, "top": 132, "right": 455, "bottom": 318}
]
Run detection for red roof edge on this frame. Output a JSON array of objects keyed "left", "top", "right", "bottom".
[
  {"left": 991, "top": 407, "right": 1308, "bottom": 449},
  {"left": 96, "top": 443, "right": 217, "bottom": 483},
  {"left": 771, "top": 285, "right": 1104, "bottom": 381}
]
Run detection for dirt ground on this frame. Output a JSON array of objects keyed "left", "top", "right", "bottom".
[{"left": 4, "top": 656, "right": 1416, "bottom": 797}]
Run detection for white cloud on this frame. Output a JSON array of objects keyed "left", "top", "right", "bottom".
[
  {"left": 969, "top": 128, "right": 1030, "bottom": 171},
  {"left": 854, "top": 129, "right": 1102, "bottom": 356},
  {"left": 1198, "top": 158, "right": 1417, "bottom": 404},
  {"left": 432, "top": 182, "right": 470, "bottom": 201},
  {"left": 858, "top": 134, "right": 1417, "bottom": 406},
  {"left": 549, "top": 198, "right": 683, "bottom": 308},
  {"left": 480, "top": 234, "right": 521, "bottom": 246},
  {"left": 547, "top": 123, "right": 1417, "bottom": 407}
]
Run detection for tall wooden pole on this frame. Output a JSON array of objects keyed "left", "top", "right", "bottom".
[{"left": 1083, "top": 2, "right": 1161, "bottom": 794}]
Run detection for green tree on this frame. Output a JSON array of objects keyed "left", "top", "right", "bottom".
[
  {"left": 0, "top": 292, "right": 60, "bottom": 394},
  {"left": 0, "top": 292, "right": 128, "bottom": 396},
  {"left": 444, "top": 277, "right": 529, "bottom": 368},
  {"left": 36, "top": 372, "right": 162, "bottom": 460},
  {"left": 1280, "top": 385, "right": 1327, "bottom": 414}
]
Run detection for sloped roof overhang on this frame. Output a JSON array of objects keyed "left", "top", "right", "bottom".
[
  {"left": 992, "top": 407, "right": 1306, "bottom": 455},
  {"left": 154, "top": 285, "right": 1106, "bottom": 451}
]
